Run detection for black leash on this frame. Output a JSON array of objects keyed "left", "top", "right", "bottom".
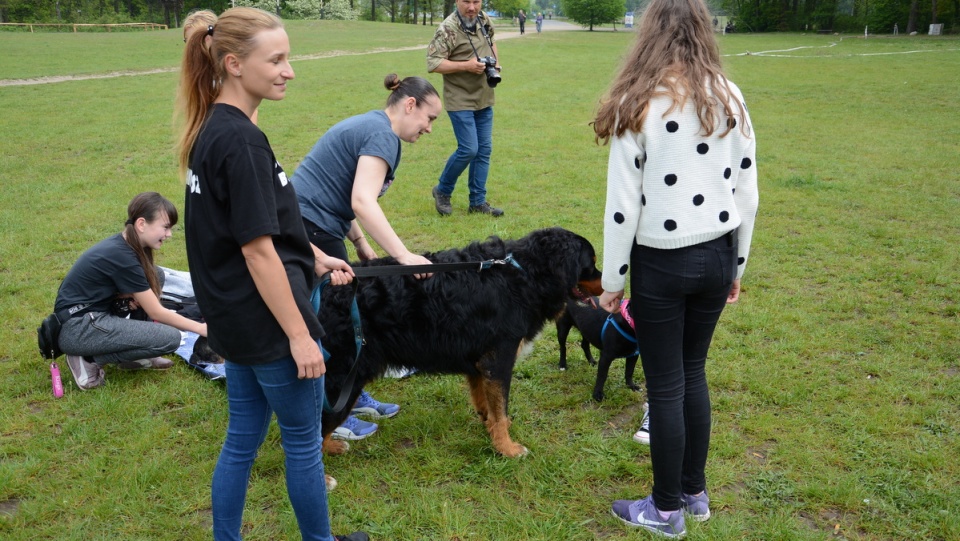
[
  {"left": 312, "top": 255, "right": 522, "bottom": 415},
  {"left": 345, "top": 255, "right": 521, "bottom": 278}
]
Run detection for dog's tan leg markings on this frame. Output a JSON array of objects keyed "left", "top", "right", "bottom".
[
  {"left": 480, "top": 378, "right": 529, "bottom": 457},
  {"left": 321, "top": 433, "right": 349, "bottom": 455},
  {"left": 467, "top": 374, "right": 490, "bottom": 422}
]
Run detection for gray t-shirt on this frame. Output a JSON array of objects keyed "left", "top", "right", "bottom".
[
  {"left": 54, "top": 233, "right": 150, "bottom": 314},
  {"left": 292, "top": 110, "right": 402, "bottom": 238}
]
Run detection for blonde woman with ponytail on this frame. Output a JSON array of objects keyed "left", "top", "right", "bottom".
[
  {"left": 54, "top": 192, "right": 206, "bottom": 391},
  {"left": 176, "top": 7, "right": 365, "bottom": 541}
]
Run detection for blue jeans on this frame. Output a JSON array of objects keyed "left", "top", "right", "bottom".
[
  {"left": 629, "top": 233, "right": 737, "bottom": 511},
  {"left": 212, "top": 354, "right": 333, "bottom": 541},
  {"left": 438, "top": 107, "right": 493, "bottom": 206}
]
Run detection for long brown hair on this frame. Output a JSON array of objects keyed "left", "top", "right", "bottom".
[
  {"left": 175, "top": 7, "right": 283, "bottom": 176},
  {"left": 124, "top": 192, "right": 178, "bottom": 296},
  {"left": 592, "top": 0, "right": 748, "bottom": 144}
]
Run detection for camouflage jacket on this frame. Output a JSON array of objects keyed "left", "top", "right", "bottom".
[{"left": 426, "top": 10, "right": 496, "bottom": 112}]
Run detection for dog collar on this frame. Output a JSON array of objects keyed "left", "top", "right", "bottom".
[{"left": 620, "top": 299, "right": 635, "bottom": 331}]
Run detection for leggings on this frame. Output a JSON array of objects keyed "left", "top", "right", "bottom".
[{"left": 629, "top": 232, "right": 737, "bottom": 511}]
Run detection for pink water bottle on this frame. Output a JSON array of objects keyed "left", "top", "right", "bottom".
[{"left": 50, "top": 362, "right": 64, "bottom": 398}]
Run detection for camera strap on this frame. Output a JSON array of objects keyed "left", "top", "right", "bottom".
[{"left": 455, "top": 10, "right": 495, "bottom": 62}]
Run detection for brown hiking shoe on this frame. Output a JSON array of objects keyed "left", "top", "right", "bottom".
[
  {"left": 432, "top": 186, "right": 452, "bottom": 216},
  {"left": 468, "top": 202, "right": 504, "bottom": 217}
]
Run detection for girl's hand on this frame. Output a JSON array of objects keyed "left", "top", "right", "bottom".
[{"left": 599, "top": 290, "right": 624, "bottom": 314}]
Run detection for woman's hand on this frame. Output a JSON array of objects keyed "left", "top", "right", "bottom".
[
  {"left": 599, "top": 290, "right": 624, "bottom": 314},
  {"left": 290, "top": 334, "right": 326, "bottom": 379},
  {"left": 727, "top": 279, "right": 741, "bottom": 304},
  {"left": 396, "top": 252, "right": 433, "bottom": 280},
  {"left": 354, "top": 238, "right": 378, "bottom": 261},
  {"left": 315, "top": 253, "right": 355, "bottom": 285}
]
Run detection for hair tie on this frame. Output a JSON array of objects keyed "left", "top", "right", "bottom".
[
  {"left": 207, "top": 25, "right": 214, "bottom": 37},
  {"left": 125, "top": 218, "right": 135, "bottom": 226}
]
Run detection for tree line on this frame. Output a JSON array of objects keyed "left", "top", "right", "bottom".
[{"left": 1, "top": 0, "right": 954, "bottom": 33}]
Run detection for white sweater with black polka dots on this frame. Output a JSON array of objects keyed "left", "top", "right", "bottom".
[{"left": 602, "top": 81, "right": 759, "bottom": 293}]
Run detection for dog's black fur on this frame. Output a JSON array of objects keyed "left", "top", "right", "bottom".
[
  {"left": 192, "top": 336, "right": 223, "bottom": 365},
  {"left": 316, "top": 228, "right": 603, "bottom": 457},
  {"left": 556, "top": 297, "right": 640, "bottom": 402}
]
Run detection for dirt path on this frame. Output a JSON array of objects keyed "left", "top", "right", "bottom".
[{"left": 0, "top": 19, "right": 584, "bottom": 87}]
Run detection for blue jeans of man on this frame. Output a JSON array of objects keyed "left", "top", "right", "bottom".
[
  {"left": 628, "top": 233, "right": 737, "bottom": 512},
  {"left": 437, "top": 106, "right": 493, "bottom": 206},
  {"left": 212, "top": 353, "right": 334, "bottom": 541}
]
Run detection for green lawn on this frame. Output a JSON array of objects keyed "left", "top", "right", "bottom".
[{"left": 1, "top": 23, "right": 958, "bottom": 540}]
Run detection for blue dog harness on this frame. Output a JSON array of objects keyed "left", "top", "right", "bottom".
[{"left": 601, "top": 299, "right": 639, "bottom": 356}]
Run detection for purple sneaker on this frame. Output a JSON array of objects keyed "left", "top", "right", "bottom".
[
  {"left": 351, "top": 390, "right": 400, "bottom": 419},
  {"left": 611, "top": 495, "right": 686, "bottom": 538},
  {"left": 681, "top": 490, "right": 711, "bottom": 522}
]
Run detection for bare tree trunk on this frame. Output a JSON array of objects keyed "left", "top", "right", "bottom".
[
  {"left": 931, "top": 0, "right": 938, "bottom": 23},
  {"left": 907, "top": 0, "right": 918, "bottom": 32}
]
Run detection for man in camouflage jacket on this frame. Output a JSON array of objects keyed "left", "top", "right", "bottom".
[{"left": 426, "top": 0, "right": 504, "bottom": 217}]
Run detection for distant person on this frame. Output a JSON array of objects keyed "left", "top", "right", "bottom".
[
  {"left": 518, "top": 9, "right": 527, "bottom": 35},
  {"left": 427, "top": 0, "right": 504, "bottom": 217},
  {"left": 893, "top": 22, "right": 899, "bottom": 35},
  {"left": 536, "top": 12, "right": 543, "bottom": 33},
  {"left": 593, "top": 0, "right": 758, "bottom": 536},
  {"left": 55, "top": 192, "right": 208, "bottom": 390},
  {"left": 177, "top": 6, "right": 366, "bottom": 541},
  {"left": 292, "top": 73, "right": 442, "bottom": 440}
]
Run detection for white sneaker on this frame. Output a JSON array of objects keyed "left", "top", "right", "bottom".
[
  {"left": 633, "top": 402, "right": 650, "bottom": 445},
  {"left": 64, "top": 355, "right": 105, "bottom": 390}
]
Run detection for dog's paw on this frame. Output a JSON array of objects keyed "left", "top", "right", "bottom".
[
  {"left": 501, "top": 443, "right": 529, "bottom": 458},
  {"left": 322, "top": 439, "right": 350, "bottom": 455},
  {"left": 627, "top": 383, "right": 641, "bottom": 391},
  {"left": 592, "top": 390, "right": 605, "bottom": 402}
]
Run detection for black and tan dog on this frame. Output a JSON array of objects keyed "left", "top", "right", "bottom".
[
  {"left": 556, "top": 296, "right": 641, "bottom": 402},
  {"left": 316, "top": 228, "right": 603, "bottom": 458}
]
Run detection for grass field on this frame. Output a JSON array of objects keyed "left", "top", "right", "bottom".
[{"left": 1, "top": 21, "right": 959, "bottom": 540}]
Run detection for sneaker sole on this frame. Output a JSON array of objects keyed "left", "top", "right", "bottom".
[
  {"left": 633, "top": 431, "right": 650, "bottom": 445},
  {"left": 351, "top": 407, "right": 400, "bottom": 420},
  {"left": 330, "top": 429, "right": 377, "bottom": 441},
  {"left": 684, "top": 509, "right": 711, "bottom": 522}
]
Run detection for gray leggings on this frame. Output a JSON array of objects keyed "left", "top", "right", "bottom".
[{"left": 58, "top": 311, "right": 181, "bottom": 365}]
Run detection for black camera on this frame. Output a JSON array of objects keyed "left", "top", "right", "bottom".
[
  {"left": 110, "top": 297, "right": 133, "bottom": 317},
  {"left": 478, "top": 56, "right": 501, "bottom": 88}
]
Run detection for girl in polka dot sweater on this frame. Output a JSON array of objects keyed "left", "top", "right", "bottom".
[{"left": 593, "top": 0, "right": 759, "bottom": 536}]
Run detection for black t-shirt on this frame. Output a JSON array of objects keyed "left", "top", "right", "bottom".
[
  {"left": 54, "top": 233, "right": 150, "bottom": 314},
  {"left": 184, "top": 104, "right": 323, "bottom": 364}
]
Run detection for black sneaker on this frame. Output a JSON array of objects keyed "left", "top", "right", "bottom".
[
  {"left": 334, "top": 533, "right": 370, "bottom": 541},
  {"left": 468, "top": 202, "right": 504, "bottom": 217},
  {"left": 432, "top": 186, "right": 452, "bottom": 216}
]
